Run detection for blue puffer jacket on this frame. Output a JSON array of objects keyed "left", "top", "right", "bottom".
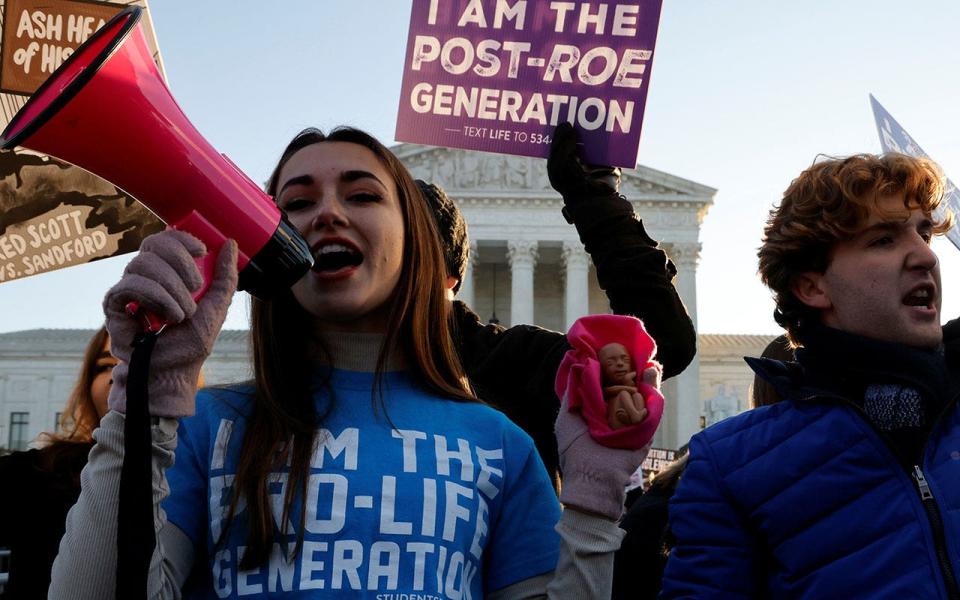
[{"left": 660, "top": 358, "right": 960, "bottom": 599}]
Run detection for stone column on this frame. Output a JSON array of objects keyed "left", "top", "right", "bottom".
[
  {"left": 562, "top": 241, "right": 590, "bottom": 329},
  {"left": 457, "top": 241, "right": 478, "bottom": 307},
  {"left": 671, "top": 242, "right": 701, "bottom": 327},
  {"left": 507, "top": 240, "right": 538, "bottom": 326},
  {"left": 667, "top": 242, "right": 702, "bottom": 449}
]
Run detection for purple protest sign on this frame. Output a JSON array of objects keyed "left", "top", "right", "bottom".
[{"left": 395, "top": 0, "right": 664, "bottom": 168}]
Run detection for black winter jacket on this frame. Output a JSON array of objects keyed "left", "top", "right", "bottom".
[{"left": 0, "top": 443, "right": 90, "bottom": 599}]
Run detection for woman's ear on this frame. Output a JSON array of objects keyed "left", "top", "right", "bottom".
[
  {"left": 444, "top": 275, "right": 459, "bottom": 301},
  {"left": 791, "top": 272, "right": 832, "bottom": 310}
]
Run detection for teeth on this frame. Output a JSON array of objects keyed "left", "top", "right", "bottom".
[
  {"left": 904, "top": 287, "right": 933, "bottom": 307},
  {"left": 316, "top": 244, "right": 354, "bottom": 255}
]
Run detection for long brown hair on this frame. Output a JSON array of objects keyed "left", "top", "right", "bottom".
[
  {"left": 226, "top": 126, "right": 474, "bottom": 568},
  {"left": 40, "top": 326, "right": 110, "bottom": 445}
]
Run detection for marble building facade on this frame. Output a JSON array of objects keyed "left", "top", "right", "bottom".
[{"left": 0, "top": 330, "right": 778, "bottom": 453}]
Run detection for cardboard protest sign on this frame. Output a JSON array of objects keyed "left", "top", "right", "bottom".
[
  {"left": 624, "top": 446, "right": 675, "bottom": 491},
  {"left": 870, "top": 94, "right": 960, "bottom": 251},
  {"left": 0, "top": 0, "right": 124, "bottom": 95},
  {"left": 395, "top": 0, "right": 664, "bottom": 168},
  {"left": 0, "top": 0, "right": 165, "bottom": 284}
]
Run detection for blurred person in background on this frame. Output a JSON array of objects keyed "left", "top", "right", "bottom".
[
  {"left": 0, "top": 325, "right": 205, "bottom": 599},
  {"left": 748, "top": 334, "right": 793, "bottom": 409},
  {"left": 0, "top": 327, "right": 114, "bottom": 599}
]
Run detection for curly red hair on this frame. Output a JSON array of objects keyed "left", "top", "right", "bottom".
[{"left": 758, "top": 153, "right": 952, "bottom": 345}]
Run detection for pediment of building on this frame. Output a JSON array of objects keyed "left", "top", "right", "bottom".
[{"left": 392, "top": 144, "right": 716, "bottom": 206}]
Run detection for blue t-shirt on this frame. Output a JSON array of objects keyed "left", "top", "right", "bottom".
[{"left": 163, "top": 369, "right": 561, "bottom": 599}]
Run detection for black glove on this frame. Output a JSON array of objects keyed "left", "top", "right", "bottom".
[{"left": 547, "top": 122, "right": 622, "bottom": 217}]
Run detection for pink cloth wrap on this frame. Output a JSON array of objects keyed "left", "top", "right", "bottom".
[{"left": 555, "top": 314, "right": 664, "bottom": 449}]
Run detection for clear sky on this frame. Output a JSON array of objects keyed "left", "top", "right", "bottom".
[{"left": 0, "top": 0, "right": 958, "bottom": 335}]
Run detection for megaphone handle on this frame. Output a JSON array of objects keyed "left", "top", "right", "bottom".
[{"left": 124, "top": 252, "right": 218, "bottom": 334}]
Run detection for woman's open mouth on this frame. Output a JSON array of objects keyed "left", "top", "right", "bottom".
[{"left": 311, "top": 241, "right": 364, "bottom": 279}]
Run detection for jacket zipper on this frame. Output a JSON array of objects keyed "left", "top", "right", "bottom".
[
  {"left": 799, "top": 391, "right": 960, "bottom": 598},
  {"left": 912, "top": 465, "right": 960, "bottom": 600}
]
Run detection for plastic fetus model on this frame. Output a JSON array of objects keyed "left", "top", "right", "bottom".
[
  {"left": 556, "top": 314, "right": 664, "bottom": 448},
  {"left": 598, "top": 342, "right": 649, "bottom": 430}
]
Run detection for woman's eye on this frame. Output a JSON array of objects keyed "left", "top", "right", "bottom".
[
  {"left": 282, "top": 198, "right": 312, "bottom": 211},
  {"left": 349, "top": 192, "right": 382, "bottom": 203},
  {"left": 870, "top": 236, "right": 893, "bottom": 247}
]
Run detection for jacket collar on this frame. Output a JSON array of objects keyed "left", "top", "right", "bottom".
[
  {"left": 744, "top": 356, "right": 833, "bottom": 403},
  {"left": 746, "top": 324, "right": 950, "bottom": 408}
]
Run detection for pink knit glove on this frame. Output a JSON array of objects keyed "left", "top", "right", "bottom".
[
  {"left": 104, "top": 230, "right": 238, "bottom": 417},
  {"left": 556, "top": 395, "right": 651, "bottom": 520}
]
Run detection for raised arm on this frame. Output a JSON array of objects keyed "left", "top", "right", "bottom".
[
  {"left": 489, "top": 366, "right": 659, "bottom": 600},
  {"left": 49, "top": 231, "right": 237, "bottom": 599},
  {"left": 49, "top": 414, "right": 195, "bottom": 600},
  {"left": 547, "top": 123, "right": 696, "bottom": 379}
]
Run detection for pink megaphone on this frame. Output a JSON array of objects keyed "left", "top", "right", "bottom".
[{"left": 0, "top": 6, "right": 313, "bottom": 314}]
